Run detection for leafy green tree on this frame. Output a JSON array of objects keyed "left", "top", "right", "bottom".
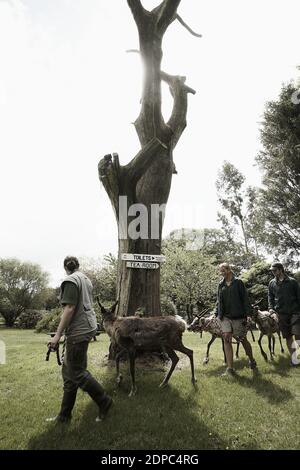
[
  {"left": 216, "top": 162, "right": 249, "bottom": 252},
  {"left": 216, "top": 162, "right": 266, "bottom": 262},
  {"left": 240, "top": 261, "right": 274, "bottom": 310},
  {"left": 0, "top": 258, "right": 49, "bottom": 327},
  {"left": 256, "top": 82, "right": 300, "bottom": 265},
  {"left": 38, "top": 287, "right": 60, "bottom": 310},
  {"left": 81, "top": 254, "right": 117, "bottom": 303},
  {"left": 164, "top": 227, "right": 256, "bottom": 272},
  {"left": 161, "top": 243, "right": 219, "bottom": 322}
]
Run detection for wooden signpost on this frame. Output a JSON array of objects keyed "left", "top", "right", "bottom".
[{"left": 122, "top": 253, "right": 165, "bottom": 269}]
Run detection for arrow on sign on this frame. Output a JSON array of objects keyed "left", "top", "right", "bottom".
[{"left": 122, "top": 253, "right": 166, "bottom": 263}]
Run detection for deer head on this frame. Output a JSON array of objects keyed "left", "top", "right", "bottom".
[
  {"left": 96, "top": 297, "right": 118, "bottom": 322},
  {"left": 188, "top": 309, "right": 209, "bottom": 333},
  {"left": 252, "top": 299, "right": 263, "bottom": 319}
]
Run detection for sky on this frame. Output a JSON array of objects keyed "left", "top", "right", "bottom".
[{"left": 0, "top": 0, "right": 299, "bottom": 286}]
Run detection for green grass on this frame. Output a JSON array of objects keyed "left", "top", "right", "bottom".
[{"left": 0, "top": 328, "right": 299, "bottom": 450}]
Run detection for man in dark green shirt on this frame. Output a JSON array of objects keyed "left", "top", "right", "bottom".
[
  {"left": 268, "top": 262, "right": 300, "bottom": 364},
  {"left": 216, "top": 263, "right": 257, "bottom": 376}
]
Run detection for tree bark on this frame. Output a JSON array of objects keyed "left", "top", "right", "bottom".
[{"left": 98, "top": 1, "right": 196, "bottom": 317}]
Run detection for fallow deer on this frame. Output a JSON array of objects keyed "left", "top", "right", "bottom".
[
  {"left": 252, "top": 302, "right": 284, "bottom": 361},
  {"left": 188, "top": 311, "right": 255, "bottom": 364}
]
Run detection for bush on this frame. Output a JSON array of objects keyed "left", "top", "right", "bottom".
[
  {"left": 15, "top": 310, "right": 45, "bottom": 329},
  {"left": 35, "top": 308, "right": 62, "bottom": 333}
]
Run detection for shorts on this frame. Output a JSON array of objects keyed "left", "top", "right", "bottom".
[
  {"left": 278, "top": 314, "right": 300, "bottom": 339},
  {"left": 218, "top": 316, "right": 247, "bottom": 340}
]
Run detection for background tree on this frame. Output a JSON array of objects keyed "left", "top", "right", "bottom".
[
  {"left": 0, "top": 258, "right": 49, "bottom": 327},
  {"left": 81, "top": 254, "right": 117, "bottom": 304},
  {"left": 161, "top": 242, "right": 219, "bottom": 323},
  {"left": 39, "top": 287, "right": 60, "bottom": 310},
  {"left": 240, "top": 261, "right": 274, "bottom": 310},
  {"left": 98, "top": 0, "right": 200, "bottom": 317},
  {"left": 216, "top": 162, "right": 266, "bottom": 263},
  {"left": 216, "top": 161, "right": 249, "bottom": 252},
  {"left": 256, "top": 82, "right": 300, "bottom": 266},
  {"left": 164, "top": 227, "right": 250, "bottom": 272}
]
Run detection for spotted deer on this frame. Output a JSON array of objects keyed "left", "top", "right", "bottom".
[
  {"left": 252, "top": 302, "right": 284, "bottom": 361},
  {"left": 188, "top": 311, "right": 255, "bottom": 364}
]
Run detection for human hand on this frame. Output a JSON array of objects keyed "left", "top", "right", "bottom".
[{"left": 47, "top": 334, "right": 60, "bottom": 351}]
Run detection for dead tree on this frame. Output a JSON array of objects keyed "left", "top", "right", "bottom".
[{"left": 98, "top": 1, "right": 200, "bottom": 317}]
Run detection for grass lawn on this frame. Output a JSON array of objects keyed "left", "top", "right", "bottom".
[{"left": 0, "top": 328, "right": 299, "bottom": 450}]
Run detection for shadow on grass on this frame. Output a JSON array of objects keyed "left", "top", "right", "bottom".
[
  {"left": 27, "top": 371, "right": 262, "bottom": 451},
  {"left": 206, "top": 358, "right": 294, "bottom": 405},
  {"left": 268, "top": 354, "right": 297, "bottom": 377}
]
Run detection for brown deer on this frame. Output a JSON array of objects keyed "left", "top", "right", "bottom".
[{"left": 96, "top": 298, "right": 196, "bottom": 396}]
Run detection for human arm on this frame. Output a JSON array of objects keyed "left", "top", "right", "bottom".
[
  {"left": 48, "top": 304, "right": 75, "bottom": 350},
  {"left": 48, "top": 281, "right": 78, "bottom": 349},
  {"left": 238, "top": 280, "right": 251, "bottom": 316},
  {"left": 293, "top": 279, "right": 300, "bottom": 312},
  {"left": 268, "top": 282, "right": 275, "bottom": 312}
]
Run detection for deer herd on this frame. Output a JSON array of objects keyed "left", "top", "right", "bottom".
[{"left": 96, "top": 297, "right": 285, "bottom": 396}]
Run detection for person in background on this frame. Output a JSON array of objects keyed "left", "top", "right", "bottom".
[
  {"left": 268, "top": 262, "right": 300, "bottom": 365},
  {"left": 216, "top": 263, "right": 257, "bottom": 377}
]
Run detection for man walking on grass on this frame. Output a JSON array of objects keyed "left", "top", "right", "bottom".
[
  {"left": 268, "top": 262, "right": 300, "bottom": 366},
  {"left": 216, "top": 263, "right": 257, "bottom": 377}
]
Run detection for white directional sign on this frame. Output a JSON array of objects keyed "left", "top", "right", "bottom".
[
  {"left": 122, "top": 253, "right": 166, "bottom": 263},
  {"left": 126, "top": 261, "right": 160, "bottom": 270}
]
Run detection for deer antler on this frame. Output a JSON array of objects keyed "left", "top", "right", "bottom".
[
  {"left": 195, "top": 308, "right": 210, "bottom": 318},
  {"left": 252, "top": 299, "right": 263, "bottom": 308}
]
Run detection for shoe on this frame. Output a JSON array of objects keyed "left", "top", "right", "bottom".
[
  {"left": 46, "top": 414, "right": 71, "bottom": 423},
  {"left": 96, "top": 396, "right": 113, "bottom": 422},
  {"left": 249, "top": 359, "right": 257, "bottom": 370},
  {"left": 221, "top": 368, "right": 236, "bottom": 378}
]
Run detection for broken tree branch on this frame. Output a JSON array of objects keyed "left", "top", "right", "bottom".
[
  {"left": 176, "top": 14, "right": 202, "bottom": 37},
  {"left": 124, "top": 137, "right": 168, "bottom": 186},
  {"left": 157, "top": 0, "right": 181, "bottom": 33}
]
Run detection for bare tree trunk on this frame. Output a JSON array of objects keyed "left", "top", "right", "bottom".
[
  {"left": 240, "top": 216, "right": 249, "bottom": 254},
  {"left": 98, "top": 1, "right": 197, "bottom": 317}
]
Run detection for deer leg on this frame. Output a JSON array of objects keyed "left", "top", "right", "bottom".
[
  {"left": 268, "top": 335, "right": 274, "bottom": 360},
  {"left": 272, "top": 335, "right": 275, "bottom": 355},
  {"left": 258, "top": 333, "right": 268, "bottom": 362},
  {"left": 160, "top": 347, "right": 179, "bottom": 388},
  {"left": 278, "top": 332, "right": 284, "bottom": 353},
  {"left": 128, "top": 348, "right": 137, "bottom": 397},
  {"left": 221, "top": 338, "right": 227, "bottom": 365},
  {"left": 174, "top": 342, "right": 197, "bottom": 386},
  {"left": 203, "top": 335, "right": 216, "bottom": 364},
  {"left": 115, "top": 349, "right": 124, "bottom": 387},
  {"left": 250, "top": 329, "right": 255, "bottom": 342},
  {"left": 236, "top": 341, "right": 240, "bottom": 359}
]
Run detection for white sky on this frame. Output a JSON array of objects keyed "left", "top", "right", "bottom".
[{"left": 0, "top": 0, "right": 299, "bottom": 286}]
